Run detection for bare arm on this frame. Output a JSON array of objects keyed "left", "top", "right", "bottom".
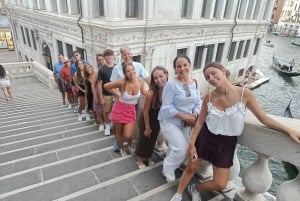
[
  {"left": 245, "top": 88, "right": 300, "bottom": 143},
  {"left": 104, "top": 80, "right": 123, "bottom": 100},
  {"left": 143, "top": 91, "right": 153, "bottom": 138}
]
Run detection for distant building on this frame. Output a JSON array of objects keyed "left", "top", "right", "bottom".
[
  {"left": 272, "top": 0, "right": 285, "bottom": 30},
  {"left": 277, "top": 0, "right": 300, "bottom": 36},
  {"left": 0, "top": 0, "right": 14, "bottom": 50},
  {"left": 6, "top": 0, "right": 273, "bottom": 88}
]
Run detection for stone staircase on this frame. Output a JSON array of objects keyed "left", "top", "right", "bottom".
[{"left": 0, "top": 77, "right": 205, "bottom": 201}]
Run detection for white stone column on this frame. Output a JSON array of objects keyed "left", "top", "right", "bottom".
[
  {"left": 217, "top": 0, "right": 227, "bottom": 19},
  {"left": 105, "top": 0, "right": 123, "bottom": 20},
  {"left": 22, "top": 0, "right": 29, "bottom": 8},
  {"left": 57, "top": 0, "right": 68, "bottom": 13},
  {"left": 37, "top": 0, "right": 45, "bottom": 10},
  {"left": 207, "top": 0, "right": 216, "bottom": 19},
  {"left": 277, "top": 167, "right": 300, "bottom": 201},
  {"left": 67, "top": 0, "right": 78, "bottom": 15},
  {"left": 45, "top": 0, "right": 57, "bottom": 12},
  {"left": 228, "top": 0, "right": 239, "bottom": 19},
  {"left": 235, "top": 153, "right": 272, "bottom": 201},
  {"left": 238, "top": 0, "right": 249, "bottom": 19},
  {"left": 201, "top": 47, "right": 207, "bottom": 69},
  {"left": 191, "top": 0, "right": 202, "bottom": 19},
  {"left": 212, "top": 43, "right": 217, "bottom": 62},
  {"left": 248, "top": 0, "right": 257, "bottom": 19},
  {"left": 28, "top": 0, "right": 37, "bottom": 9}
]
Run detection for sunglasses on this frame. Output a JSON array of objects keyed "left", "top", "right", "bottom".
[{"left": 183, "top": 84, "right": 191, "bottom": 97}]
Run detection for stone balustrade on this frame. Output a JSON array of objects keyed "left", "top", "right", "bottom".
[{"left": 2, "top": 61, "right": 56, "bottom": 89}]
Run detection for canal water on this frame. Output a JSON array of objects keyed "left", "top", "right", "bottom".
[{"left": 238, "top": 34, "right": 300, "bottom": 196}]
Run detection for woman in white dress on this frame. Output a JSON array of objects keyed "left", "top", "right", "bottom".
[{"left": 0, "top": 64, "right": 12, "bottom": 101}]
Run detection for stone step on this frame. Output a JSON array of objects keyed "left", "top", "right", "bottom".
[
  {"left": 0, "top": 117, "right": 90, "bottom": 138},
  {"left": 0, "top": 125, "right": 99, "bottom": 153},
  {"left": 0, "top": 125, "right": 106, "bottom": 164},
  {"left": 0, "top": 106, "right": 73, "bottom": 123},
  {"left": 0, "top": 133, "right": 114, "bottom": 177},
  {"left": 0, "top": 113, "right": 78, "bottom": 131},
  {"left": 0, "top": 120, "right": 96, "bottom": 145},
  {"left": 0, "top": 109, "right": 74, "bottom": 127},
  {"left": 0, "top": 102, "right": 64, "bottom": 116},
  {"left": 0, "top": 159, "right": 165, "bottom": 201}
]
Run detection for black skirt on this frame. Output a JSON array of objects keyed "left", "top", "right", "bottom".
[{"left": 195, "top": 123, "right": 237, "bottom": 168}]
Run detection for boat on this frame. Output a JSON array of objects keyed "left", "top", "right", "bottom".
[
  {"left": 272, "top": 56, "right": 300, "bottom": 77},
  {"left": 263, "top": 40, "right": 274, "bottom": 47},
  {"left": 234, "top": 69, "right": 270, "bottom": 90},
  {"left": 282, "top": 100, "right": 299, "bottom": 179},
  {"left": 291, "top": 38, "right": 300, "bottom": 47}
]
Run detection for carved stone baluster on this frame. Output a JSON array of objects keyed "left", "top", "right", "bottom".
[
  {"left": 235, "top": 152, "right": 272, "bottom": 201},
  {"left": 196, "top": 160, "right": 213, "bottom": 180},
  {"left": 277, "top": 166, "right": 300, "bottom": 201}
]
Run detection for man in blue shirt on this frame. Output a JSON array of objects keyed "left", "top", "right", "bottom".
[{"left": 53, "top": 54, "right": 66, "bottom": 105}]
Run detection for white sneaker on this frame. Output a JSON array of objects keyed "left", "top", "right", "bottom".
[
  {"left": 170, "top": 193, "right": 183, "bottom": 201},
  {"left": 162, "top": 170, "right": 175, "bottom": 183},
  {"left": 120, "top": 149, "right": 127, "bottom": 157},
  {"left": 78, "top": 114, "right": 83, "bottom": 121},
  {"left": 104, "top": 123, "right": 110, "bottom": 136},
  {"left": 128, "top": 145, "right": 135, "bottom": 155},
  {"left": 73, "top": 106, "right": 79, "bottom": 113},
  {"left": 187, "top": 184, "right": 201, "bottom": 201},
  {"left": 98, "top": 124, "right": 105, "bottom": 132},
  {"left": 68, "top": 104, "right": 72, "bottom": 109},
  {"left": 85, "top": 113, "right": 91, "bottom": 121}
]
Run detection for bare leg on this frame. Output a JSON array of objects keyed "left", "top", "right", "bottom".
[
  {"left": 123, "top": 123, "right": 135, "bottom": 147},
  {"left": 114, "top": 123, "right": 124, "bottom": 149},
  {"left": 177, "top": 158, "right": 202, "bottom": 194},
  {"left": 7, "top": 87, "right": 12, "bottom": 98},
  {"left": 2, "top": 88, "right": 9, "bottom": 101}
]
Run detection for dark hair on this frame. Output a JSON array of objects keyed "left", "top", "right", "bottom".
[
  {"left": 76, "top": 60, "right": 85, "bottom": 82},
  {"left": 122, "top": 61, "right": 134, "bottom": 80},
  {"left": 0, "top": 64, "right": 6, "bottom": 79},
  {"left": 57, "top": 54, "right": 64, "bottom": 57},
  {"left": 150, "top": 66, "right": 168, "bottom": 109},
  {"left": 103, "top": 49, "right": 114, "bottom": 56},
  {"left": 96, "top": 53, "right": 104, "bottom": 58},
  {"left": 203, "top": 62, "right": 230, "bottom": 79},
  {"left": 121, "top": 61, "right": 135, "bottom": 97},
  {"left": 173, "top": 55, "right": 191, "bottom": 71}
]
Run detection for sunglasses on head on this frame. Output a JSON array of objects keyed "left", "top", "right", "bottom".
[{"left": 183, "top": 84, "right": 191, "bottom": 97}]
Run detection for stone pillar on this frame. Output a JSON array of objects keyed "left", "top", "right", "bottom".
[
  {"left": 45, "top": 0, "right": 57, "bottom": 12},
  {"left": 201, "top": 47, "right": 207, "bottom": 69},
  {"left": 37, "top": 0, "right": 45, "bottom": 10},
  {"left": 196, "top": 160, "right": 213, "bottom": 180},
  {"left": 235, "top": 152, "right": 272, "bottom": 201},
  {"left": 57, "top": 0, "right": 67, "bottom": 13},
  {"left": 277, "top": 167, "right": 300, "bottom": 201},
  {"left": 28, "top": 0, "right": 38, "bottom": 9},
  {"left": 67, "top": 0, "right": 78, "bottom": 15}
]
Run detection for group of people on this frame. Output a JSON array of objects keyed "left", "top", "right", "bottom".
[{"left": 52, "top": 47, "right": 300, "bottom": 201}]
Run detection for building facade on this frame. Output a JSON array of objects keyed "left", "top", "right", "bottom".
[
  {"left": 6, "top": 0, "right": 274, "bottom": 89},
  {"left": 277, "top": 0, "right": 300, "bottom": 36}
]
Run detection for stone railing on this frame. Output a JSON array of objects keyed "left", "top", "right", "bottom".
[
  {"left": 197, "top": 112, "right": 300, "bottom": 201},
  {"left": 2, "top": 61, "right": 56, "bottom": 89}
]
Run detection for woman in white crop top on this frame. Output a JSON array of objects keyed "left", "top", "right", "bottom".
[
  {"left": 170, "top": 62, "right": 300, "bottom": 201},
  {"left": 104, "top": 62, "right": 146, "bottom": 157}
]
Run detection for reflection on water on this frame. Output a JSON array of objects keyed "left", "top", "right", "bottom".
[{"left": 238, "top": 34, "right": 300, "bottom": 196}]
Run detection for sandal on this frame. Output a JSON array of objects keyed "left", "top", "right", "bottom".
[{"left": 137, "top": 162, "right": 145, "bottom": 169}]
